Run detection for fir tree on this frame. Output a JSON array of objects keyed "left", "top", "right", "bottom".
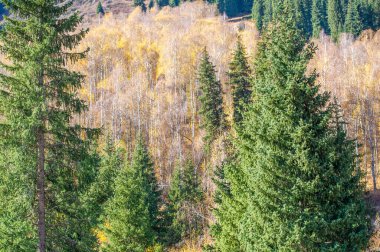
[
  {"left": 228, "top": 36, "right": 251, "bottom": 126},
  {"left": 197, "top": 48, "right": 225, "bottom": 150},
  {"left": 166, "top": 159, "right": 204, "bottom": 244},
  {"left": 0, "top": 148, "right": 36, "bottom": 250},
  {"left": 211, "top": 139, "right": 247, "bottom": 252},
  {"left": 86, "top": 137, "right": 124, "bottom": 227},
  {"left": 156, "top": 0, "right": 169, "bottom": 8},
  {"left": 103, "top": 136, "right": 161, "bottom": 252},
  {"left": 345, "top": 0, "right": 363, "bottom": 37},
  {"left": 149, "top": 0, "right": 155, "bottom": 9},
  {"left": 97, "top": 1, "right": 105, "bottom": 15},
  {"left": 312, "top": 0, "right": 329, "bottom": 37},
  {"left": 134, "top": 0, "right": 147, "bottom": 12},
  {"left": 169, "top": 0, "right": 180, "bottom": 7},
  {"left": 328, "top": 0, "right": 345, "bottom": 41},
  {"left": 0, "top": 1, "right": 99, "bottom": 251},
  {"left": 252, "top": 0, "right": 265, "bottom": 35},
  {"left": 238, "top": 6, "right": 370, "bottom": 251},
  {"left": 217, "top": 0, "right": 240, "bottom": 17}
]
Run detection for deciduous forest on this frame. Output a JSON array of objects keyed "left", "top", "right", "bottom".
[{"left": 1, "top": 0, "right": 380, "bottom": 252}]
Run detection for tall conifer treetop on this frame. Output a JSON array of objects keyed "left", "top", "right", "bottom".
[
  {"left": 238, "top": 4, "right": 370, "bottom": 251},
  {"left": 97, "top": 1, "right": 105, "bottom": 15},
  {"left": 197, "top": 48, "right": 225, "bottom": 150},
  {"left": 0, "top": 0, "right": 99, "bottom": 251},
  {"left": 103, "top": 135, "right": 161, "bottom": 252},
  {"left": 228, "top": 36, "right": 251, "bottom": 126}
]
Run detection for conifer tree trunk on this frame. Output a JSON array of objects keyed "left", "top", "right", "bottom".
[
  {"left": 37, "top": 68, "right": 46, "bottom": 252},
  {"left": 37, "top": 128, "right": 46, "bottom": 252}
]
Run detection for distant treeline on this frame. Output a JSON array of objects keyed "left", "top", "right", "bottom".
[{"left": 157, "top": 0, "right": 380, "bottom": 40}]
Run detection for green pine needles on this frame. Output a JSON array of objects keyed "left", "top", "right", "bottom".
[
  {"left": 197, "top": 48, "right": 225, "bottom": 150},
  {"left": 167, "top": 158, "right": 204, "bottom": 244},
  {"left": 228, "top": 36, "right": 251, "bottom": 126},
  {"left": 97, "top": 1, "right": 105, "bottom": 15},
  {"left": 240, "top": 7, "right": 370, "bottom": 251},
  {"left": 102, "top": 136, "right": 161, "bottom": 252},
  {"left": 212, "top": 5, "right": 371, "bottom": 251},
  {"left": 0, "top": 0, "right": 99, "bottom": 251}
]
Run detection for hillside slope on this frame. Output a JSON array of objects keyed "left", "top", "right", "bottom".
[{"left": 73, "top": 0, "right": 133, "bottom": 21}]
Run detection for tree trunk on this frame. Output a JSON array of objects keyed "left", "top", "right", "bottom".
[{"left": 37, "top": 128, "right": 46, "bottom": 252}]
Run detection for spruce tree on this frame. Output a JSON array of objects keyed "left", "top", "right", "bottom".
[
  {"left": 228, "top": 36, "right": 251, "bottom": 126},
  {"left": 156, "top": 0, "right": 169, "bottom": 8},
  {"left": 197, "top": 48, "right": 225, "bottom": 149},
  {"left": 217, "top": 0, "right": 240, "bottom": 17},
  {"left": 0, "top": 1, "right": 99, "bottom": 251},
  {"left": 134, "top": 0, "right": 147, "bottom": 12},
  {"left": 97, "top": 1, "right": 105, "bottom": 15},
  {"left": 238, "top": 6, "right": 370, "bottom": 251},
  {"left": 166, "top": 159, "right": 204, "bottom": 244},
  {"left": 312, "top": 0, "right": 329, "bottom": 37},
  {"left": 86, "top": 137, "right": 124, "bottom": 227},
  {"left": 0, "top": 148, "right": 36, "bottom": 251},
  {"left": 328, "top": 0, "right": 345, "bottom": 41},
  {"left": 169, "top": 0, "right": 180, "bottom": 7},
  {"left": 252, "top": 0, "right": 265, "bottom": 31},
  {"left": 103, "top": 136, "right": 161, "bottom": 252},
  {"left": 211, "top": 140, "right": 247, "bottom": 252},
  {"left": 149, "top": 0, "right": 155, "bottom": 9},
  {"left": 345, "top": 0, "right": 363, "bottom": 37}
]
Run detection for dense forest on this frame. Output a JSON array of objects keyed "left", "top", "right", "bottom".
[
  {"left": 130, "top": 0, "right": 380, "bottom": 40},
  {"left": 1, "top": 0, "right": 380, "bottom": 252}
]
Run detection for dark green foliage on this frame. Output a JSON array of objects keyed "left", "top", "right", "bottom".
[
  {"left": 312, "top": 0, "right": 329, "bottom": 37},
  {"left": 134, "top": 0, "right": 147, "bottom": 12},
  {"left": 345, "top": 0, "right": 364, "bottom": 37},
  {"left": 169, "top": 0, "right": 180, "bottom": 7},
  {"left": 252, "top": 0, "right": 380, "bottom": 39},
  {"left": 237, "top": 8, "right": 370, "bottom": 250},
  {"left": 149, "top": 0, "right": 155, "bottom": 9},
  {"left": 228, "top": 36, "right": 251, "bottom": 126},
  {"left": 211, "top": 139, "right": 247, "bottom": 252},
  {"left": 197, "top": 48, "right": 225, "bottom": 150},
  {"left": 86, "top": 138, "right": 124, "bottom": 227},
  {"left": 328, "top": 0, "right": 345, "bottom": 41},
  {"left": 103, "top": 136, "right": 161, "bottom": 252},
  {"left": 0, "top": 148, "right": 36, "bottom": 251},
  {"left": 0, "top": 0, "right": 100, "bottom": 251},
  {"left": 217, "top": 0, "right": 239, "bottom": 17},
  {"left": 97, "top": 1, "right": 105, "bottom": 15},
  {"left": 156, "top": 0, "right": 169, "bottom": 8},
  {"left": 166, "top": 159, "right": 204, "bottom": 244},
  {"left": 252, "top": 0, "right": 264, "bottom": 30}
]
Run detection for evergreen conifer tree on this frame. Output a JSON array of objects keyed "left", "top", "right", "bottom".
[
  {"left": 97, "top": 1, "right": 105, "bottom": 15},
  {"left": 211, "top": 140, "right": 247, "bottom": 251},
  {"left": 103, "top": 136, "right": 161, "bottom": 252},
  {"left": 156, "top": 0, "right": 169, "bottom": 8},
  {"left": 0, "top": 148, "right": 36, "bottom": 250},
  {"left": 345, "top": 0, "right": 363, "bottom": 37},
  {"left": 328, "top": 0, "right": 345, "bottom": 41},
  {"left": 169, "top": 0, "right": 180, "bottom": 7},
  {"left": 237, "top": 5, "right": 370, "bottom": 251},
  {"left": 0, "top": 1, "right": 99, "bottom": 251},
  {"left": 149, "top": 0, "right": 155, "bottom": 9},
  {"left": 166, "top": 159, "right": 204, "bottom": 244},
  {"left": 86, "top": 137, "right": 124, "bottom": 227},
  {"left": 134, "top": 0, "right": 147, "bottom": 12},
  {"left": 217, "top": 0, "right": 240, "bottom": 17},
  {"left": 197, "top": 48, "right": 225, "bottom": 150},
  {"left": 252, "top": 0, "right": 265, "bottom": 31},
  {"left": 228, "top": 36, "right": 251, "bottom": 126},
  {"left": 312, "top": 0, "right": 329, "bottom": 37}
]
